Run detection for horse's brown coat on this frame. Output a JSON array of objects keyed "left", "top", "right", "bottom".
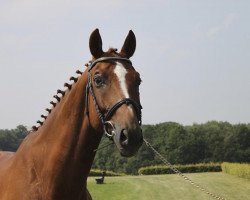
[{"left": 0, "top": 29, "right": 142, "bottom": 200}]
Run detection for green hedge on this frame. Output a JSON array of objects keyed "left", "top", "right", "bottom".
[
  {"left": 221, "top": 162, "right": 250, "bottom": 179},
  {"left": 89, "top": 169, "right": 124, "bottom": 176},
  {"left": 138, "top": 163, "right": 221, "bottom": 175}
]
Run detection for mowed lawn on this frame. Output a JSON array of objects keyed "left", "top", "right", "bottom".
[{"left": 87, "top": 172, "right": 250, "bottom": 200}]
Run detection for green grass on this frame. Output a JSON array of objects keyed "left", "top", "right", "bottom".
[
  {"left": 222, "top": 162, "right": 250, "bottom": 179},
  {"left": 87, "top": 172, "right": 250, "bottom": 200}
]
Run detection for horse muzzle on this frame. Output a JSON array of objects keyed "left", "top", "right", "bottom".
[{"left": 104, "top": 121, "right": 143, "bottom": 157}]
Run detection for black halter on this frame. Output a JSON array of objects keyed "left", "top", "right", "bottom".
[{"left": 85, "top": 57, "right": 142, "bottom": 139}]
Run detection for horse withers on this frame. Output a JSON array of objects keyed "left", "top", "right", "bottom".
[{"left": 0, "top": 29, "right": 143, "bottom": 200}]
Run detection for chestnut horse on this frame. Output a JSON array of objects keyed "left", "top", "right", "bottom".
[{"left": 0, "top": 29, "right": 143, "bottom": 200}]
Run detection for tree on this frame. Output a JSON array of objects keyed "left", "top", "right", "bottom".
[{"left": 0, "top": 125, "right": 28, "bottom": 151}]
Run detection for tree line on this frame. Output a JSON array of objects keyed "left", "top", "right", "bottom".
[
  {"left": 93, "top": 121, "right": 250, "bottom": 174},
  {"left": 0, "top": 125, "right": 28, "bottom": 151},
  {"left": 0, "top": 121, "right": 249, "bottom": 174}
]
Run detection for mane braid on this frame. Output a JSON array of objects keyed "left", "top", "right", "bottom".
[
  {"left": 53, "top": 95, "right": 61, "bottom": 102},
  {"left": 30, "top": 67, "right": 83, "bottom": 133}
]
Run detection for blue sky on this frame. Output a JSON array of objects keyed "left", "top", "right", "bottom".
[{"left": 0, "top": 0, "right": 249, "bottom": 128}]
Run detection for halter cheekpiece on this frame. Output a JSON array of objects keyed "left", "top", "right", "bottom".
[{"left": 85, "top": 57, "right": 142, "bottom": 140}]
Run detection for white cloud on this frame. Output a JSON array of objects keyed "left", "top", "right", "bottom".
[
  {"left": 224, "top": 13, "right": 237, "bottom": 28},
  {"left": 206, "top": 26, "right": 221, "bottom": 39},
  {"left": 206, "top": 12, "right": 237, "bottom": 39}
]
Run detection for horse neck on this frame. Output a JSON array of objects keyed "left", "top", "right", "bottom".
[{"left": 16, "top": 70, "right": 103, "bottom": 196}]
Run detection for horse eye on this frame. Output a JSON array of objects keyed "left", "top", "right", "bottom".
[{"left": 94, "top": 76, "right": 105, "bottom": 88}]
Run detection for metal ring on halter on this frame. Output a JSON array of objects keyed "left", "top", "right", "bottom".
[{"left": 104, "top": 121, "right": 116, "bottom": 139}]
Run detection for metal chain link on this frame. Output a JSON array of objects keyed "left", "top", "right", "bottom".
[{"left": 143, "top": 138, "right": 227, "bottom": 200}]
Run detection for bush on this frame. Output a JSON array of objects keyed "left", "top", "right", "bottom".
[
  {"left": 221, "top": 162, "right": 250, "bottom": 179},
  {"left": 138, "top": 163, "right": 221, "bottom": 175},
  {"left": 89, "top": 169, "right": 124, "bottom": 176}
]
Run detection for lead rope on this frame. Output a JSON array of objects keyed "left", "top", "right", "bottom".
[
  {"left": 143, "top": 138, "right": 227, "bottom": 200},
  {"left": 93, "top": 141, "right": 114, "bottom": 152}
]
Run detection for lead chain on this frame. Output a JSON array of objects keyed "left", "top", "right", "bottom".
[{"left": 143, "top": 139, "right": 227, "bottom": 200}]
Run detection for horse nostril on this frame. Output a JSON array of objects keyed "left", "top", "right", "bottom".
[{"left": 120, "top": 129, "right": 128, "bottom": 146}]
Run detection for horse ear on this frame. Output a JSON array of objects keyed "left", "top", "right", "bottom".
[
  {"left": 120, "top": 30, "right": 136, "bottom": 58},
  {"left": 89, "top": 29, "right": 104, "bottom": 58}
]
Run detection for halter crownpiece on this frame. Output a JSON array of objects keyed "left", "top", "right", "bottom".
[{"left": 85, "top": 56, "right": 142, "bottom": 140}]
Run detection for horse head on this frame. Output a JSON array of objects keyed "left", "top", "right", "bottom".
[{"left": 87, "top": 29, "right": 143, "bottom": 157}]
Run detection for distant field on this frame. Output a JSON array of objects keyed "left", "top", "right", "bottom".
[{"left": 87, "top": 172, "right": 250, "bottom": 200}]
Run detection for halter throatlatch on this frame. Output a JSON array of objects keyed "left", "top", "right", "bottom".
[{"left": 85, "top": 57, "right": 142, "bottom": 140}]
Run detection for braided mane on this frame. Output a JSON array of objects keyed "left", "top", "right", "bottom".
[{"left": 30, "top": 63, "right": 90, "bottom": 132}]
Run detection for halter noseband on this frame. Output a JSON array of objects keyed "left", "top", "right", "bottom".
[{"left": 85, "top": 57, "right": 142, "bottom": 139}]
